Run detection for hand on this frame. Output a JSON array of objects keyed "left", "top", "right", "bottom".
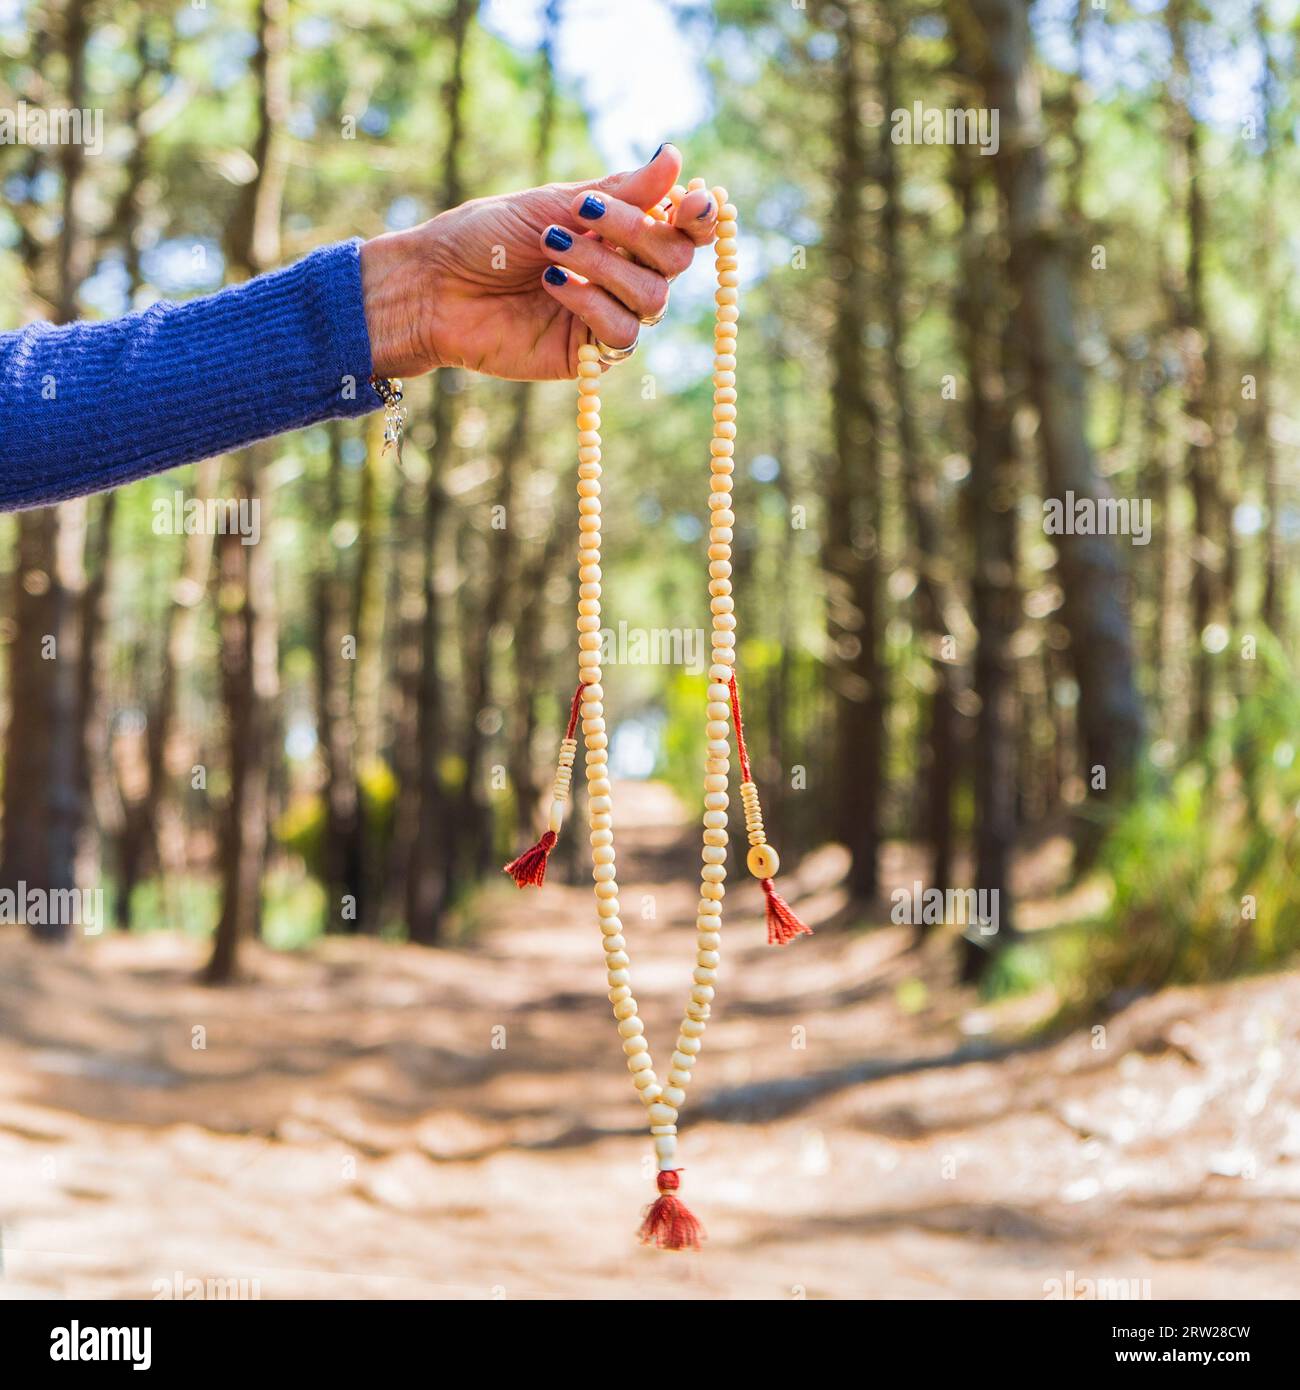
[{"left": 359, "top": 143, "right": 720, "bottom": 381}]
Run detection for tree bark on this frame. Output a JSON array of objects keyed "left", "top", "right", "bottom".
[
  {"left": 2, "top": 0, "right": 94, "bottom": 941},
  {"left": 953, "top": 155, "right": 1018, "bottom": 980},
  {"left": 206, "top": 0, "right": 288, "bottom": 982},
  {"left": 964, "top": 0, "right": 1143, "bottom": 835},
  {"left": 823, "top": 0, "right": 883, "bottom": 902},
  {"left": 405, "top": 0, "right": 475, "bottom": 941},
  {"left": 879, "top": 29, "right": 964, "bottom": 899}
]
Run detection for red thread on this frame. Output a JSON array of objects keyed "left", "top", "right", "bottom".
[
  {"left": 503, "top": 830, "right": 557, "bottom": 887},
  {"left": 566, "top": 680, "right": 585, "bottom": 740},
  {"left": 502, "top": 683, "right": 585, "bottom": 889},
  {"left": 761, "top": 877, "right": 813, "bottom": 946},
  {"left": 638, "top": 1170, "right": 705, "bottom": 1252},
  {"left": 727, "top": 671, "right": 752, "bottom": 783},
  {"left": 730, "top": 672, "right": 812, "bottom": 945}
]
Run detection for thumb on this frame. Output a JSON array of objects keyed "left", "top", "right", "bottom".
[{"left": 595, "top": 142, "right": 683, "bottom": 211}]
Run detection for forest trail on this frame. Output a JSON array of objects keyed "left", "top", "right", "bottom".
[{"left": 2, "top": 780, "right": 1299, "bottom": 1300}]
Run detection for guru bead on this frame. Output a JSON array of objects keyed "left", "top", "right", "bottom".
[{"left": 747, "top": 843, "right": 779, "bottom": 879}]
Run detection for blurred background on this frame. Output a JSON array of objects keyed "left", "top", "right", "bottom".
[{"left": 2, "top": 0, "right": 1300, "bottom": 1299}]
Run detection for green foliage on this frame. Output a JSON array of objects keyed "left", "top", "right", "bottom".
[
  {"left": 1076, "top": 638, "right": 1300, "bottom": 1008},
  {"left": 274, "top": 756, "right": 398, "bottom": 880}
]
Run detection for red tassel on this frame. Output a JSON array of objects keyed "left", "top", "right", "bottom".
[
  {"left": 762, "top": 877, "right": 813, "bottom": 947},
  {"left": 638, "top": 1169, "right": 705, "bottom": 1252},
  {"left": 503, "top": 830, "right": 557, "bottom": 888}
]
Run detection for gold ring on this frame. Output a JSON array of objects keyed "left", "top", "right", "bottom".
[{"left": 594, "top": 335, "right": 639, "bottom": 365}]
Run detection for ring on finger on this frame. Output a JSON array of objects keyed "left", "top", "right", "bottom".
[
  {"left": 640, "top": 292, "right": 668, "bottom": 328},
  {"left": 594, "top": 333, "right": 639, "bottom": 365}
]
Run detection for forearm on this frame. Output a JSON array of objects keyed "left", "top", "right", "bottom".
[{"left": 0, "top": 240, "right": 379, "bottom": 511}]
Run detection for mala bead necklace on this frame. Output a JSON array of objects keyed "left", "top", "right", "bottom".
[{"left": 505, "top": 180, "right": 811, "bottom": 1251}]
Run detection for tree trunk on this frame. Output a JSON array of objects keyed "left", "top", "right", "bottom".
[
  {"left": 823, "top": 0, "right": 883, "bottom": 902},
  {"left": 206, "top": 0, "right": 288, "bottom": 982},
  {"left": 314, "top": 425, "right": 365, "bottom": 930},
  {"left": 405, "top": 0, "right": 475, "bottom": 941},
  {"left": 953, "top": 155, "right": 1019, "bottom": 980},
  {"left": 965, "top": 0, "right": 1143, "bottom": 838},
  {"left": 879, "top": 30, "right": 963, "bottom": 900},
  {"left": 1, "top": 0, "right": 94, "bottom": 941}
]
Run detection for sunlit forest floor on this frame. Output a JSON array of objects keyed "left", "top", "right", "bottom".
[{"left": 2, "top": 782, "right": 1299, "bottom": 1299}]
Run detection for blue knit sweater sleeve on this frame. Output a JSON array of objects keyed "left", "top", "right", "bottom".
[{"left": 0, "top": 239, "right": 380, "bottom": 511}]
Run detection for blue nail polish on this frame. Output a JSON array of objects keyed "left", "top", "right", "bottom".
[
  {"left": 544, "top": 266, "right": 568, "bottom": 286},
  {"left": 697, "top": 199, "right": 714, "bottom": 220},
  {"left": 649, "top": 142, "right": 667, "bottom": 162},
  {"left": 545, "top": 226, "right": 573, "bottom": 251},
  {"left": 579, "top": 194, "right": 606, "bottom": 220}
]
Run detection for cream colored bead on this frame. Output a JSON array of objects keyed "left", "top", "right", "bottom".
[
  {"left": 662, "top": 1086, "right": 686, "bottom": 1107},
  {"left": 676, "top": 1036, "right": 702, "bottom": 1057},
  {"left": 628, "top": 1051, "right": 653, "bottom": 1074},
  {"left": 608, "top": 984, "right": 631, "bottom": 1003},
  {"left": 648, "top": 1102, "right": 678, "bottom": 1126},
  {"left": 632, "top": 1068, "right": 659, "bottom": 1091},
  {"left": 747, "top": 843, "right": 779, "bottom": 878},
  {"left": 650, "top": 1123, "right": 677, "bottom": 1135},
  {"left": 680, "top": 1018, "right": 706, "bottom": 1038},
  {"left": 655, "top": 1136, "right": 678, "bottom": 1166},
  {"left": 613, "top": 997, "right": 637, "bottom": 1020},
  {"left": 608, "top": 968, "right": 630, "bottom": 987},
  {"left": 667, "top": 1068, "right": 692, "bottom": 1088},
  {"left": 697, "top": 950, "right": 720, "bottom": 968},
  {"left": 638, "top": 1082, "right": 663, "bottom": 1103},
  {"left": 547, "top": 799, "right": 566, "bottom": 834},
  {"left": 622, "top": 1035, "right": 647, "bottom": 1056},
  {"left": 671, "top": 1050, "right": 696, "bottom": 1071}
]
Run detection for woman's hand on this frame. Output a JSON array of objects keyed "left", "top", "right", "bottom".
[{"left": 359, "top": 143, "right": 719, "bottom": 381}]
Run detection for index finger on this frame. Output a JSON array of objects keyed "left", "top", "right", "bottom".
[{"left": 568, "top": 189, "right": 710, "bottom": 277}]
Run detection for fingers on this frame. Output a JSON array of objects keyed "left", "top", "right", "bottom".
[
  {"left": 596, "top": 142, "right": 683, "bottom": 212},
  {"left": 669, "top": 185, "right": 721, "bottom": 246},
  {"left": 567, "top": 187, "right": 706, "bottom": 278},
  {"left": 539, "top": 225, "right": 668, "bottom": 323},
  {"left": 540, "top": 266, "right": 639, "bottom": 350}
]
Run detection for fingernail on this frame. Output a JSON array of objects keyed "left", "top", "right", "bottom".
[
  {"left": 544, "top": 266, "right": 568, "bottom": 286},
  {"left": 545, "top": 226, "right": 573, "bottom": 252},
  {"left": 648, "top": 141, "right": 668, "bottom": 163},
  {"left": 697, "top": 199, "right": 714, "bottom": 220},
  {"left": 579, "top": 194, "right": 606, "bottom": 220}
]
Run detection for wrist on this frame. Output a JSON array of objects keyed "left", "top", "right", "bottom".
[{"left": 360, "top": 228, "right": 444, "bottom": 378}]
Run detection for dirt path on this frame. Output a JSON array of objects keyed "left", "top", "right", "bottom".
[{"left": 2, "top": 781, "right": 1299, "bottom": 1299}]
